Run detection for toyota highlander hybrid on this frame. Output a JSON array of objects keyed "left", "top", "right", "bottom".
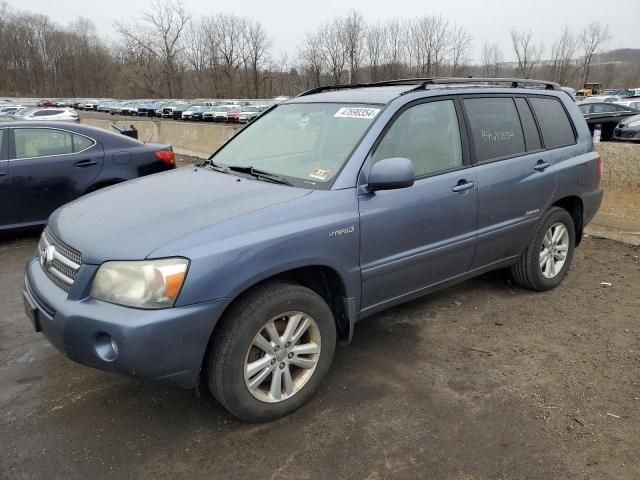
[{"left": 23, "top": 78, "right": 603, "bottom": 422}]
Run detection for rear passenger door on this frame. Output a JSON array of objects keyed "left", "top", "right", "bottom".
[
  {"left": 8, "top": 127, "right": 104, "bottom": 226},
  {"left": 463, "top": 96, "right": 557, "bottom": 268}
]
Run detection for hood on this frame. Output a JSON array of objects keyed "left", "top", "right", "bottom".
[{"left": 49, "top": 167, "right": 311, "bottom": 264}]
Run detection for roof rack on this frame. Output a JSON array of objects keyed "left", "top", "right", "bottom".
[{"left": 296, "top": 77, "right": 562, "bottom": 97}]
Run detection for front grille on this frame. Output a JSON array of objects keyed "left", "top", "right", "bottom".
[{"left": 38, "top": 228, "right": 82, "bottom": 292}]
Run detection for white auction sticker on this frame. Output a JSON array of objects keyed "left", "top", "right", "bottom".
[{"left": 334, "top": 107, "right": 380, "bottom": 119}]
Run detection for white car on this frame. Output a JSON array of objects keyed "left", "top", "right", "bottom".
[
  {"left": 0, "top": 105, "right": 23, "bottom": 115},
  {"left": 181, "top": 105, "right": 208, "bottom": 120},
  {"left": 202, "top": 105, "right": 241, "bottom": 122},
  {"left": 238, "top": 106, "right": 262, "bottom": 123},
  {"left": 580, "top": 95, "right": 625, "bottom": 104},
  {"left": 614, "top": 99, "right": 640, "bottom": 111},
  {"left": 21, "top": 108, "right": 79, "bottom": 122}
]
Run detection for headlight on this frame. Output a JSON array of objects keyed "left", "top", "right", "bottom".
[
  {"left": 90, "top": 258, "right": 189, "bottom": 309},
  {"left": 627, "top": 120, "right": 640, "bottom": 128}
]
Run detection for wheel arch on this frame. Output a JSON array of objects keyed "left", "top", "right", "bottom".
[{"left": 551, "top": 196, "right": 584, "bottom": 246}]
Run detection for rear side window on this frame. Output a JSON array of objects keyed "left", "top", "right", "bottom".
[
  {"left": 15, "top": 128, "right": 74, "bottom": 159},
  {"left": 33, "top": 109, "right": 61, "bottom": 117},
  {"left": 514, "top": 98, "right": 542, "bottom": 151},
  {"left": 529, "top": 98, "right": 576, "bottom": 149},
  {"left": 592, "top": 103, "right": 617, "bottom": 113},
  {"left": 464, "top": 97, "right": 525, "bottom": 162}
]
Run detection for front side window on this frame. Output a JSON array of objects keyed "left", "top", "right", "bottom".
[
  {"left": 464, "top": 97, "right": 526, "bottom": 162},
  {"left": 530, "top": 97, "right": 576, "bottom": 149},
  {"left": 212, "top": 103, "right": 380, "bottom": 186},
  {"left": 371, "top": 100, "right": 463, "bottom": 177},
  {"left": 15, "top": 129, "right": 74, "bottom": 159}
]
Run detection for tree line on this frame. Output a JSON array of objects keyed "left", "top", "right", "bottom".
[{"left": 0, "top": 0, "right": 635, "bottom": 99}]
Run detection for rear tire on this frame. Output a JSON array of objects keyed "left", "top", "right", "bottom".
[
  {"left": 511, "top": 207, "right": 575, "bottom": 291},
  {"left": 207, "top": 281, "right": 336, "bottom": 422}
]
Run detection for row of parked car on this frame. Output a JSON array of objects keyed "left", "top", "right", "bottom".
[
  {"left": 49, "top": 98, "right": 271, "bottom": 123},
  {"left": 577, "top": 95, "right": 640, "bottom": 141}
]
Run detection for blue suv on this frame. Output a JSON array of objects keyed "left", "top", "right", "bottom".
[{"left": 23, "top": 78, "right": 603, "bottom": 421}]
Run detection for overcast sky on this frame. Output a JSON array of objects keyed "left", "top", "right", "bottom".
[{"left": 13, "top": 0, "right": 640, "bottom": 62}]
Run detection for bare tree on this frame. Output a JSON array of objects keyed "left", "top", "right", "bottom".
[
  {"left": 365, "top": 21, "right": 386, "bottom": 82},
  {"left": 449, "top": 24, "right": 472, "bottom": 76},
  {"left": 550, "top": 26, "right": 579, "bottom": 85},
  {"left": 319, "top": 19, "right": 347, "bottom": 84},
  {"left": 510, "top": 29, "right": 543, "bottom": 78},
  {"left": 183, "top": 18, "right": 209, "bottom": 95},
  {"left": 210, "top": 14, "right": 247, "bottom": 97},
  {"left": 243, "top": 19, "right": 271, "bottom": 97},
  {"left": 115, "top": 0, "right": 190, "bottom": 97},
  {"left": 481, "top": 41, "right": 503, "bottom": 77},
  {"left": 341, "top": 10, "right": 365, "bottom": 83},
  {"left": 581, "top": 22, "right": 611, "bottom": 85},
  {"left": 429, "top": 15, "right": 450, "bottom": 76},
  {"left": 382, "top": 19, "right": 403, "bottom": 79},
  {"left": 298, "top": 31, "right": 324, "bottom": 88}
]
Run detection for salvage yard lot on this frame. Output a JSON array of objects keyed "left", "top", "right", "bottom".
[{"left": 1, "top": 232, "right": 638, "bottom": 479}]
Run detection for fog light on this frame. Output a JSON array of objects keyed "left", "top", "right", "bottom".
[{"left": 95, "top": 333, "right": 118, "bottom": 362}]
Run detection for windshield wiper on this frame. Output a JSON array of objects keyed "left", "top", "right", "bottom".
[
  {"left": 226, "top": 165, "right": 294, "bottom": 186},
  {"left": 204, "top": 159, "right": 230, "bottom": 173}
]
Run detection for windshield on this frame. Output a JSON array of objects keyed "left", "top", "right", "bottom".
[{"left": 211, "top": 103, "right": 381, "bottom": 187}]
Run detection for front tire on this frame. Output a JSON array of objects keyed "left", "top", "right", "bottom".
[
  {"left": 207, "top": 281, "right": 336, "bottom": 422},
  {"left": 511, "top": 207, "right": 576, "bottom": 291}
]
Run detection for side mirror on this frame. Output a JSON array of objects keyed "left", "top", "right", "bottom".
[{"left": 367, "top": 157, "right": 415, "bottom": 191}]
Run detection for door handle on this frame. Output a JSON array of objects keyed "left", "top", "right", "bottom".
[
  {"left": 0, "top": 172, "right": 6, "bottom": 177},
  {"left": 534, "top": 160, "right": 551, "bottom": 172},
  {"left": 452, "top": 180, "right": 475, "bottom": 192},
  {"left": 74, "top": 159, "right": 98, "bottom": 168}
]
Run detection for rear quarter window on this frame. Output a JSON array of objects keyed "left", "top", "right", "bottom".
[{"left": 529, "top": 97, "right": 576, "bottom": 149}]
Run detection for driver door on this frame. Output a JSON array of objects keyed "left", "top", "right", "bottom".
[{"left": 358, "top": 98, "right": 478, "bottom": 312}]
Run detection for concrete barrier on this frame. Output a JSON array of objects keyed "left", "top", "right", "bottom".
[
  {"left": 81, "top": 118, "right": 241, "bottom": 158},
  {"left": 596, "top": 142, "right": 640, "bottom": 189}
]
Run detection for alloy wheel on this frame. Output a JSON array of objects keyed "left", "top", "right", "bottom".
[
  {"left": 539, "top": 222, "right": 570, "bottom": 279},
  {"left": 244, "top": 311, "right": 321, "bottom": 403}
]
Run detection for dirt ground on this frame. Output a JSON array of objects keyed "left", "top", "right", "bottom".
[{"left": 1, "top": 230, "right": 638, "bottom": 480}]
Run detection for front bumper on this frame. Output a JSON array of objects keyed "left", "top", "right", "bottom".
[
  {"left": 613, "top": 127, "right": 640, "bottom": 141},
  {"left": 24, "top": 257, "right": 226, "bottom": 388}
]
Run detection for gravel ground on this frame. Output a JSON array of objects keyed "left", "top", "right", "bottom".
[{"left": 1, "top": 231, "right": 638, "bottom": 480}]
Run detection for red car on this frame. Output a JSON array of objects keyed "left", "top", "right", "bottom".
[
  {"left": 37, "top": 99, "right": 54, "bottom": 107},
  {"left": 226, "top": 110, "right": 240, "bottom": 123}
]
